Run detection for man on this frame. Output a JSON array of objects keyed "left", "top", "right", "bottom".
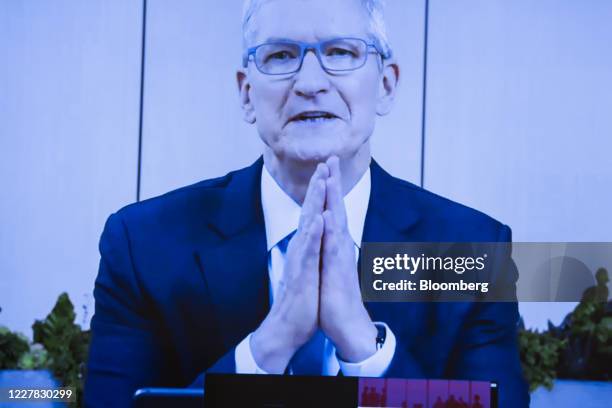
[{"left": 85, "top": 0, "right": 529, "bottom": 406}]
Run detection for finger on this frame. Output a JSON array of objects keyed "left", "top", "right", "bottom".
[
  {"left": 298, "top": 163, "right": 328, "bottom": 231},
  {"left": 287, "top": 211, "right": 323, "bottom": 270},
  {"left": 322, "top": 210, "right": 335, "bottom": 244},
  {"left": 322, "top": 210, "right": 339, "bottom": 271},
  {"left": 303, "top": 213, "right": 324, "bottom": 268},
  {"left": 322, "top": 209, "right": 355, "bottom": 282},
  {"left": 325, "top": 157, "right": 348, "bottom": 229}
]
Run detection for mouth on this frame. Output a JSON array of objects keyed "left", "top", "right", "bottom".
[{"left": 288, "top": 111, "right": 340, "bottom": 124}]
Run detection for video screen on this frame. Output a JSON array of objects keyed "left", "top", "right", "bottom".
[{"left": 1, "top": 1, "right": 610, "bottom": 407}]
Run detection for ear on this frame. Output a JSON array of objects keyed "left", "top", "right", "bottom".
[
  {"left": 237, "top": 69, "right": 256, "bottom": 124},
  {"left": 376, "top": 61, "right": 400, "bottom": 116}
]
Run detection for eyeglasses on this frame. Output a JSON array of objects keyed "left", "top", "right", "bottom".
[{"left": 243, "top": 37, "right": 391, "bottom": 75}]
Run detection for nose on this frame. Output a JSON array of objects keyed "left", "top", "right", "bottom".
[{"left": 293, "top": 50, "right": 330, "bottom": 98}]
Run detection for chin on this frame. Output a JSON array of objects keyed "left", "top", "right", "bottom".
[
  {"left": 285, "top": 142, "right": 340, "bottom": 164},
  {"left": 289, "top": 150, "right": 331, "bottom": 164},
  {"left": 283, "top": 132, "right": 348, "bottom": 160}
]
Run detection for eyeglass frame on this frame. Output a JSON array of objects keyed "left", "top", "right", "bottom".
[{"left": 242, "top": 37, "right": 393, "bottom": 75}]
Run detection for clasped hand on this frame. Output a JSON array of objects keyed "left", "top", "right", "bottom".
[{"left": 251, "top": 157, "right": 377, "bottom": 373}]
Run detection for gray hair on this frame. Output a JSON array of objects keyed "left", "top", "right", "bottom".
[{"left": 241, "top": 0, "right": 392, "bottom": 57}]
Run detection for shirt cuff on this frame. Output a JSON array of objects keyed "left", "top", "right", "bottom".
[
  {"left": 234, "top": 332, "right": 270, "bottom": 374},
  {"left": 337, "top": 322, "right": 396, "bottom": 377}
]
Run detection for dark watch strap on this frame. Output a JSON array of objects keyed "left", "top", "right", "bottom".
[{"left": 375, "top": 324, "right": 386, "bottom": 350}]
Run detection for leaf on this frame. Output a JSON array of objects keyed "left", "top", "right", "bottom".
[{"left": 0, "top": 326, "right": 30, "bottom": 369}]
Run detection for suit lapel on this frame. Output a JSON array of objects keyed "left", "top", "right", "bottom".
[
  {"left": 362, "top": 159, "right": 421, "bottom": 243},
  {"left": 194, "top": 157, "right": 270, "bottom": 350}
]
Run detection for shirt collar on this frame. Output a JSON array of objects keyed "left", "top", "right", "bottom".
[{"left": 261, "top": 164, "right": 371, "bottom": 251}]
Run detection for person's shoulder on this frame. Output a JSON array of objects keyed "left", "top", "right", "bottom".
[
  {"left": 397, "top": 176, "right": 501, "bottom": 224},
  {"left": 107, "top": 161, "right": 257, "bottom": 234},
  {"left": 378, "top": 168, "right": 508, "bottom": 240},
  {"left": 119, "top": 172, "right": 231, "bottom": 221}
]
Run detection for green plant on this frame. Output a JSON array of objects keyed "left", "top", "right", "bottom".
[
  {"left": 0, "top": 293, "right": 90, "bottom": 407},
  {"left": 519, "top": 267, "right": 612, "bottom": 391},
  {"left": 17, "top": 344, "right": 49, "bottom": 370},
  {"left": 518, "top": 323, "right": 567, "bottom": 391},
  {"left": 550, "top": 268, "right": 612, "bottom": 380},
  {"left": 32, "top": 293, "right": 90, "bottom": 406},
  {"left": 0, "top": 326, "right": 30, "bottom": 369}
]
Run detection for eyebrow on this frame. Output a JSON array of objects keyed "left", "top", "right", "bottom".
[
  {"left": 259, "top": 34, "right": 367, "bottom": 44},
  {"left": 261, "top": 37, "right": 296, "bottom": 43}
]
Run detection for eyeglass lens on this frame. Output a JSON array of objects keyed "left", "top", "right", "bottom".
[{"left": 254, "top": 38, "right": 368, "bottom": 74}]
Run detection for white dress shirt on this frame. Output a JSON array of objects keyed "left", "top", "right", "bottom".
[{"left": 234, "top": 164, "right": 396, "bottom": 376}]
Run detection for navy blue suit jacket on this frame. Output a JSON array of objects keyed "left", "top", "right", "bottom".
[{"left": 85, "top": 158, "right": 529, "bottom": 407}]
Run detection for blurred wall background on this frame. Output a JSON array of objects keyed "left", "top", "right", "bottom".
[{"left": 1, "top": 0, "right": 611, "bottom": 337}]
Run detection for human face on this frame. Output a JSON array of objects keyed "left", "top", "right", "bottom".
[{"left": 238, "top": 0, "right": 396, "bottom": 165}]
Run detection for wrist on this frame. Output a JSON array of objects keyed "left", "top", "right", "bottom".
[
  {"left": 251, "top": 315, "right": 301, "bottom": 373},
  {"left": 333, "top": 318, "right": 378, "bottom": 363}
]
